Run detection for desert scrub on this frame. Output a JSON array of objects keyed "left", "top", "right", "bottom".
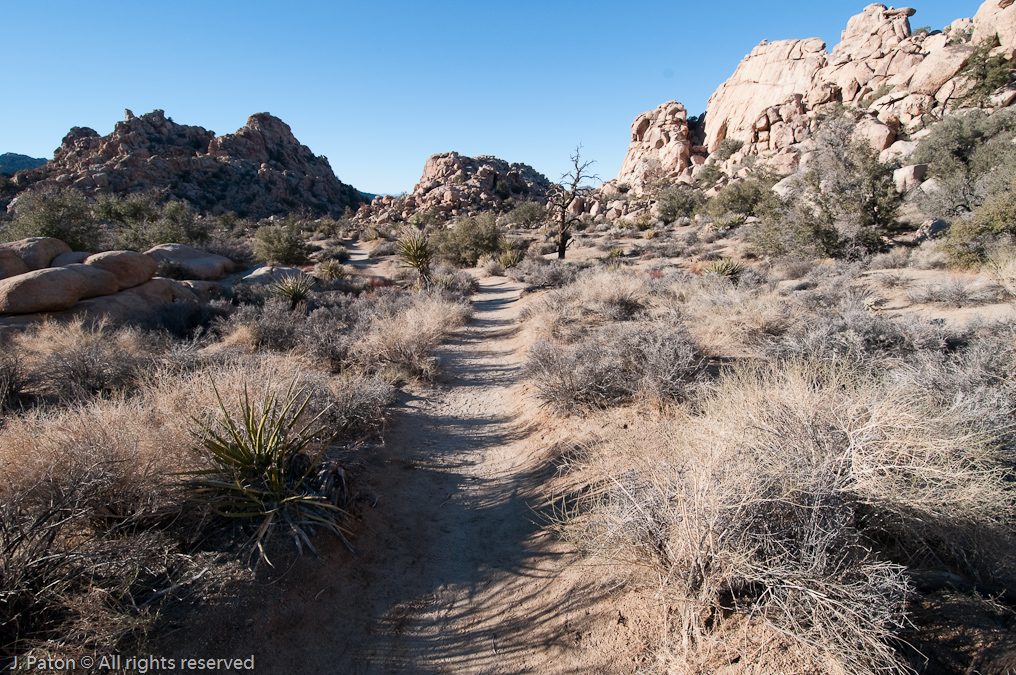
[
  {"left": 253, "top": 224, "right": 308, "bottom": 265},
  {"left": 905, "top": 276, "right": 1005, "bottom": 307},
  {"left": 557, "top": 359, "right": 1016, "bottom": 673},
  {"left": 507, "top": 257, "right": 579, "bottom": 290},
  {"left": 526, "top": 321, "right": 701, "bottom": 410}
]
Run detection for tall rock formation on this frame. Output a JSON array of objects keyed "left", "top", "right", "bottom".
[
  {"left": 361, "top": 152, "right": 553, "bottom": 224},
  {"left": 616, "top": 102, "right": 697, "bottom": 186},
  {"left": 619, "top": 1, "right": 1010, "bottom": 188},
  {"left": 8, "top": 110, "right": 366, "bottom": 219}
]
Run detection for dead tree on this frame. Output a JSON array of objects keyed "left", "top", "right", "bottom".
[{"left": 549, "top": 147, "right": 597, "bottom": 259}]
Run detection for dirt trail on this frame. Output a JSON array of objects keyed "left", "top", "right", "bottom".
[{"left": 158, "top": 276, "right": 645, "bottom": 674}]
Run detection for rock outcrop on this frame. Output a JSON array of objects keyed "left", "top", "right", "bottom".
[
  {"left": 0, "top": 237, "right": 201, "bottom": 323},
  {"left": 620, "top": 1, "right": 1009, "bottom": 188},
  {"left": 361, "top": 152, "right": 553, "bottom": 224},
  {"left": 8, "top": 110, "right": 367, "bottom": 219},
  {"left": 145, "top": 244, "right": 237, "bottom": 281},
  {"left": 617, "top": 102, "right": 700, "bottom": 187}
]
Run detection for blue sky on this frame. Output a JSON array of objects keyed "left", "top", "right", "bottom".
[{"left": 2, "top": 1, "right": 983, "bottom": 195}]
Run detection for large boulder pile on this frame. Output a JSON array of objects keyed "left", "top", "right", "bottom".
[
  {"left": 0, "top": 237, "right": 239, "bottom": 327},
  {"left": 360, "top": 152, "right": 553, "bottom": 224},
  {"left": 619, "top": 1, "right": 1009, "bottom": 188},
  {"left": 6, "top": 110, "right": 368, "bottom": 219},
  {"left": 616, "top": 101, "right": 704, "bottom": 187}
]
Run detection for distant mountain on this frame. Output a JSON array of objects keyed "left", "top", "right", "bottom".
[
  {"left": 9, "top": 109, "right": 368, "bottom": 219},
  {"left": 0, "top": 153, "right": 46, "bottom": 174}
]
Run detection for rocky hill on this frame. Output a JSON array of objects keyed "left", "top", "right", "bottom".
[
  {"left": 617, "top": 0, "right": 1014, "bottom": 188},
  {"left": 0, "top": 153, "right": 46, "bottom": 174},
  {"left": 360, "top": 152, "right": 553, "bottom": 224},
  {"left": 7, "top": 110, "right": 367, "bottom": 219}
]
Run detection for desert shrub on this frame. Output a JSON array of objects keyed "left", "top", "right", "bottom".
[
  {"left": 313, "top": 259, "right": 347, "bottom": 281},
  {"left": 481, "top": 257, "right": 505, "bottom": 276},
  {"left": 955, "top": 41, "right": 1015, "bottom": 108},
  {"left": 704, "top": 177, "right": 779, "bottom": 224},
  {"left": 430, "top": 265, "right": 478, "bottom": 302},
  {"left": 765, "top": 294, "right": 947, "bottom": 363},
  {"left": 656, "top": 186, "right": 704, "bottom": 223},
  {"left": 507, "top": 257, "right": 579, "bottom": 289},
  {"left": 302, "top": 375, "right": 395, "bottom": 441},
  {"left": 694, "top": 162, "right": 724, "bottom": 188},
  {"left": 867, "top": 247, "right": 912, "bottom": 269},
  {"left": 711, "top": 137, "right": 744, "bottom": 162},
  {"left": 432, "top": 213, "right": 501, "bottom": 266},
  {"left": 369, "top": 240, "right": 398, "bottom": 257},
  {"left": 150, "top": 300, "right": 232, "bottom": 340},
  {"left": 502, "top": 200, "right": 546, "bottom": 228},
  {"left": 754, "top": 117, "right": 900, "bottom": 258},
  {"left": 272, "top": 275, "right": 315, "bottom": 309},
  {"left": 253, "top": 225, "right": 308, "bottom": 265},
  {"left": 96, "top": 195, "right": 208, "bottom": 251},
  {"left": 13, "top": 320, "right": 148, "bottom": 401},
  {"left": 526, "top": 322, "right": 700, "bottom": 410},
  {"left": 3, "top": 189, "right": 98, "bottom": 251},
  {"left": 218, "top": 299, "right": 304, "bottom": 351},
  {"left": 913, "top": 108, "right": 1016, "bottom": 218},
  {"left": 0, "top": 351, "right": 25, "bottom": 412},
  {"left": 559, "top": 360, "right": 1016, "bottom": 672},
  {"left": 905, "top": 276, "right": 1004, "bottom": 307},
  {"left": 324, "top": 244, "right": 349, "bottom": 262}
]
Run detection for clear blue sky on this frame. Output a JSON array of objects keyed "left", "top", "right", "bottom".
[{"left": 2, "top": 0, "right": 983, "bottom": 195}]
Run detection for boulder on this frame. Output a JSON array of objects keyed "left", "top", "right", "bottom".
[
  {"left": 0, "top": 250, "right": 29, "bottom": 280},
  {"left": 240, "top": 265, "right": 308, "bottom": 284},
  {"left": 61, "top": 264, "right": 119, "bottom": 299},
  {"left": 854, "top": 118, "right": 896, "bottom": 152},
  {"left": 973, "top": 0, "right": 1016, "bottom": 50},
  {"left": 84, "top": 251, "right": 159, "bottom": 290},
  {"left": 51, "top": 251, "right": 92, "bottom": 267},
  {"left": 0, "top": 267, "right": 91, "bottom": 314},
  {"left": 145, "top": 243, "right": 237, "bottom": 280},
  {"left": 915, "top": 218, "right": 949, "bottom": 242},
  {"left": 68, "top": 279, "right": 199, "bottom": 325},
  {"left": 908, "top": 45, "right": 975, "bottom": 95},
  {"left": 0, "top": 237, "right": 72, "bottom": 270},
  {"left": 893, "top": 164, "right": 928, "bottom": 193},
  {"left": 179, "top": 280, "right": 225, "bottom": 302}
]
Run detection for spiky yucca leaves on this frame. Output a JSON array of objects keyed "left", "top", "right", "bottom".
[
  {"left": 272, "top": 275, "right": 314, "bottom": 310},
  {"left": 397, "top": 232, "right": 433, "bottom": 284},
  {"left": 703, "top": 257, "right": 746, "bottom": 282},
  {"left": 187, "top": 379, "right": 351, "bottom": 568}
]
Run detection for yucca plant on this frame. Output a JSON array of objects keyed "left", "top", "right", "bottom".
[
  {"left": 272, "top": 274, "right": 314, "bottom": 309},
  {"left": 397, "top": 232, "right": 432, "bottom": 284},
  {"left": 496, "top": 248, "right": 525, "bottom": 269},
  {"left": 703, "top": 257, "right": 746, "bottom": 282},
  {"left": 186, "top": 379, "right": 352, "bottom": 569}
]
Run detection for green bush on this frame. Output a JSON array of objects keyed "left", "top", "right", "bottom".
[
  {"left": 657, "top": 186, "right": 704, "bottom": 222},
  {"left": 95, "top": 193, "right": 208, "bottom": 251},
  {"left": 432, "top": 213, "right": 501, "bottom": 266},
  {"left": 503, "top": 200, "right": 545, "bottom": 228},
  {"left": 711, "top": 137, "right": 744, "bottom": 162},
  {"left": 253, "top": 225, "right": 308, "bottom": 265},
  {"left": 704, "top": 178, "right": 779, "bottom": 224},
  {"left": 3, "top": 189, "right": 98, "bottom": 250},
  {"left": 955, "top": 42, "right": 1015, "bottom": 108}
]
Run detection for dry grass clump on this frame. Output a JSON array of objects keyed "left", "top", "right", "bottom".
[
  {"left": 526, "top": 322, "right": 701, "bottom": 410},
  {"left": 11, "top": 319, "right": 153, "bottom": 402},
  {"left": 506, "top": 256, "right": 579, "bottom": 289},
  {"left": 216, "top": 287, "right": 471, "bottom": 380},
  {"left": 558, "top": 360, "right": 1016, "bottom": 673},
  {"left": 905, "top": 276, "right": 1005, "bottom": 307}
]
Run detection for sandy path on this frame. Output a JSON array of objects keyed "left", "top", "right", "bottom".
[{"left": 157, "top": 276, "right": 643, "bottom": 674}]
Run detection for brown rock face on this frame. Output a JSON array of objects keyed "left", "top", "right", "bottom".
[
  {"left": 0, "top": 250, "right": 30, "bottom": 280},
  {"left": 617, "top": 102, "right": 695, "bottom": 186},
  {"left": 144, "top": 244, "right": 236, "bottom": 281},
  {"left": 0, "top": 267, "right": 93, "bottom": 313},
  {"left": 362, "top": 152, "right": 553, "bottom": 224},
  {"left": 9, "top": 110, "right": 367, "bottom": 219},
  {"left": 973, "top": 0, "right": 1016, "bottom": 49},
  {"left": 84, "top": 251, "right": 159, "bottom": 290},
  {"left": 0, "top": 237, "right": 72, "bottom": 271}
]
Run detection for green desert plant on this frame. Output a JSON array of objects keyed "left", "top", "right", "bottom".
[
  {"left": 496, "top": 248, "right": 525, "bottom": 269},
  {"left": 313, "top": 260, "right": 347, "bottom": 281},
  {"left": 702, "top": 257, "right": 746, "bottom": 281},
  {"left": 3, "top": 189, "right": 98, "bottom": 251},
  {"left": 272, "top": 275, "right": 314, "bottom": 309},
  {"left": 187, "top": 379, "right": 351, "bottom": 568},
  {"left": 397, "top": 232, "right": 433, "bottom": 283},
  {"left": 253, "top": 225, "right": 308, "bottom": 265}
]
